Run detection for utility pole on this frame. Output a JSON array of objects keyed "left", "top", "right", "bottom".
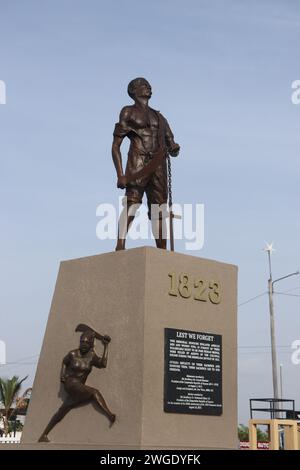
[
  {"left": 264, "top": 243, "right": 299, "bottom": 401},
  {"left": 280, "top": 363, "right": 284, "bottom": 418},
  {"left": 279, "top": 363, "right": 283, "bottom": 399}
]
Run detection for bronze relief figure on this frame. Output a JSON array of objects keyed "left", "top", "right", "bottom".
[
  {"left": 38, "top": 324, "right": 115, "bottom": 442},
  {"left": 112, "top": 78, "right": 180, "bottom": 251}
]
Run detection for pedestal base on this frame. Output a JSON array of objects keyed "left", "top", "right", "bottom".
[{"left": 22, "top": 247, "right": 237, "bottom": 449}]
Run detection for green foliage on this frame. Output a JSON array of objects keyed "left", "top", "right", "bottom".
[
  {"left": 256, "top": 427, "right": 269, "bottom": 442},
  {"left": 0, "top": 375, "right": 28, "bottom": 436},
  {"left": 8, "top": 419, "right": 23, "bottom": 434},
  {"left": 238, "top": 423, "right": 269, "bottom": 442},
  {"left": 238, "top": 424, "right": 249, "bottom": 441}
]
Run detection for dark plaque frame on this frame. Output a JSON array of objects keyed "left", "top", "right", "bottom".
[{"left": 164, "top": 327, "right": 222, "bottom": 415}]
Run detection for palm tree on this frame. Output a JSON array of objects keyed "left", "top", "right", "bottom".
[{"left": 0, "top": 375, "right": 28, "bottom": 436}]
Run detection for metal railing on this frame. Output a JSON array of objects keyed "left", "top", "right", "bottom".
[{"left": 250, "top": 398, "right": 296, "bottom": 419}]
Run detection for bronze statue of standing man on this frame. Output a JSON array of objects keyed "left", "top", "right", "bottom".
[{"left": 112, "top": 78, "right": 180, "bottom": 250}]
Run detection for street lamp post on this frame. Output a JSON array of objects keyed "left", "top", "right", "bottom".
[{"left": 264, "top": 243, "right": 299, "bottom": 401}]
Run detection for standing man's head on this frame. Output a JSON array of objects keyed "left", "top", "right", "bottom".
[{"left": 127, "top": 77, "right": 152, "bottom": 101}]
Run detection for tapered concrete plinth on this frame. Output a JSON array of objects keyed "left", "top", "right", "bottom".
[{"left": 22, "top": 247, "right": 237, "bottom": 449}]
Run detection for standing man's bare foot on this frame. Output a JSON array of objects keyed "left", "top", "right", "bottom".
[
  {"left": 115, "top": 244, "right": 125, "bottom": 251},
  {"left": 38, "top": 434, "right": 50, "bottom": 443}
]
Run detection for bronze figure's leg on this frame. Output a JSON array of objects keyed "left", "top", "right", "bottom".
[
  {"left": 147, "top": 168, "right": 168, "bottom": 249},
  {"left": 151, "top": 215, "right": 167, "bottom": 249},
  {"left": 92, "top": 389, "right": 116, "bottom": 425},
  {"left": 116, "top": 207, "right": 136, "bottom": 250},
  {"left": 38, "top": 400, "right": 75, "bottom": 442},
  {"left": 116, "top": 187, "right": 143, "bottom": 251}
]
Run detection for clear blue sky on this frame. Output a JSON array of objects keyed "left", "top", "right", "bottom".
[{"left": 1, "top": 0, "right": 300, "bottom": 425}]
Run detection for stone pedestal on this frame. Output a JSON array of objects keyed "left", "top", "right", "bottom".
[{"left": 22, "top": 247, "right": 237, "bottom": 449}]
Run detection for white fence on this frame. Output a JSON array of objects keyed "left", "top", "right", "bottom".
[{"left": 0, "top": 432, "right": 21, "bottom": 444}]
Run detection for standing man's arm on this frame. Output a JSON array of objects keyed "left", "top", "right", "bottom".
[
  {"left": 112, "top": 106, "right": 131, "bottom": 189},
  {"left": 163, "top": 117, "right": 180, "bottom": 157}
]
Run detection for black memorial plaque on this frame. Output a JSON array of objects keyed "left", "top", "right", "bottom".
[{"left": 164, "top": 327, "right": 222, "bottom": 415}]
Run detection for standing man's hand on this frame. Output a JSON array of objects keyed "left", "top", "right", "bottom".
[
  {"left": 169, "top": 143, "right": 180, "bottom": 157},
  {"left": 117, "top": 175, "right": 127, "bottom": 189}
]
